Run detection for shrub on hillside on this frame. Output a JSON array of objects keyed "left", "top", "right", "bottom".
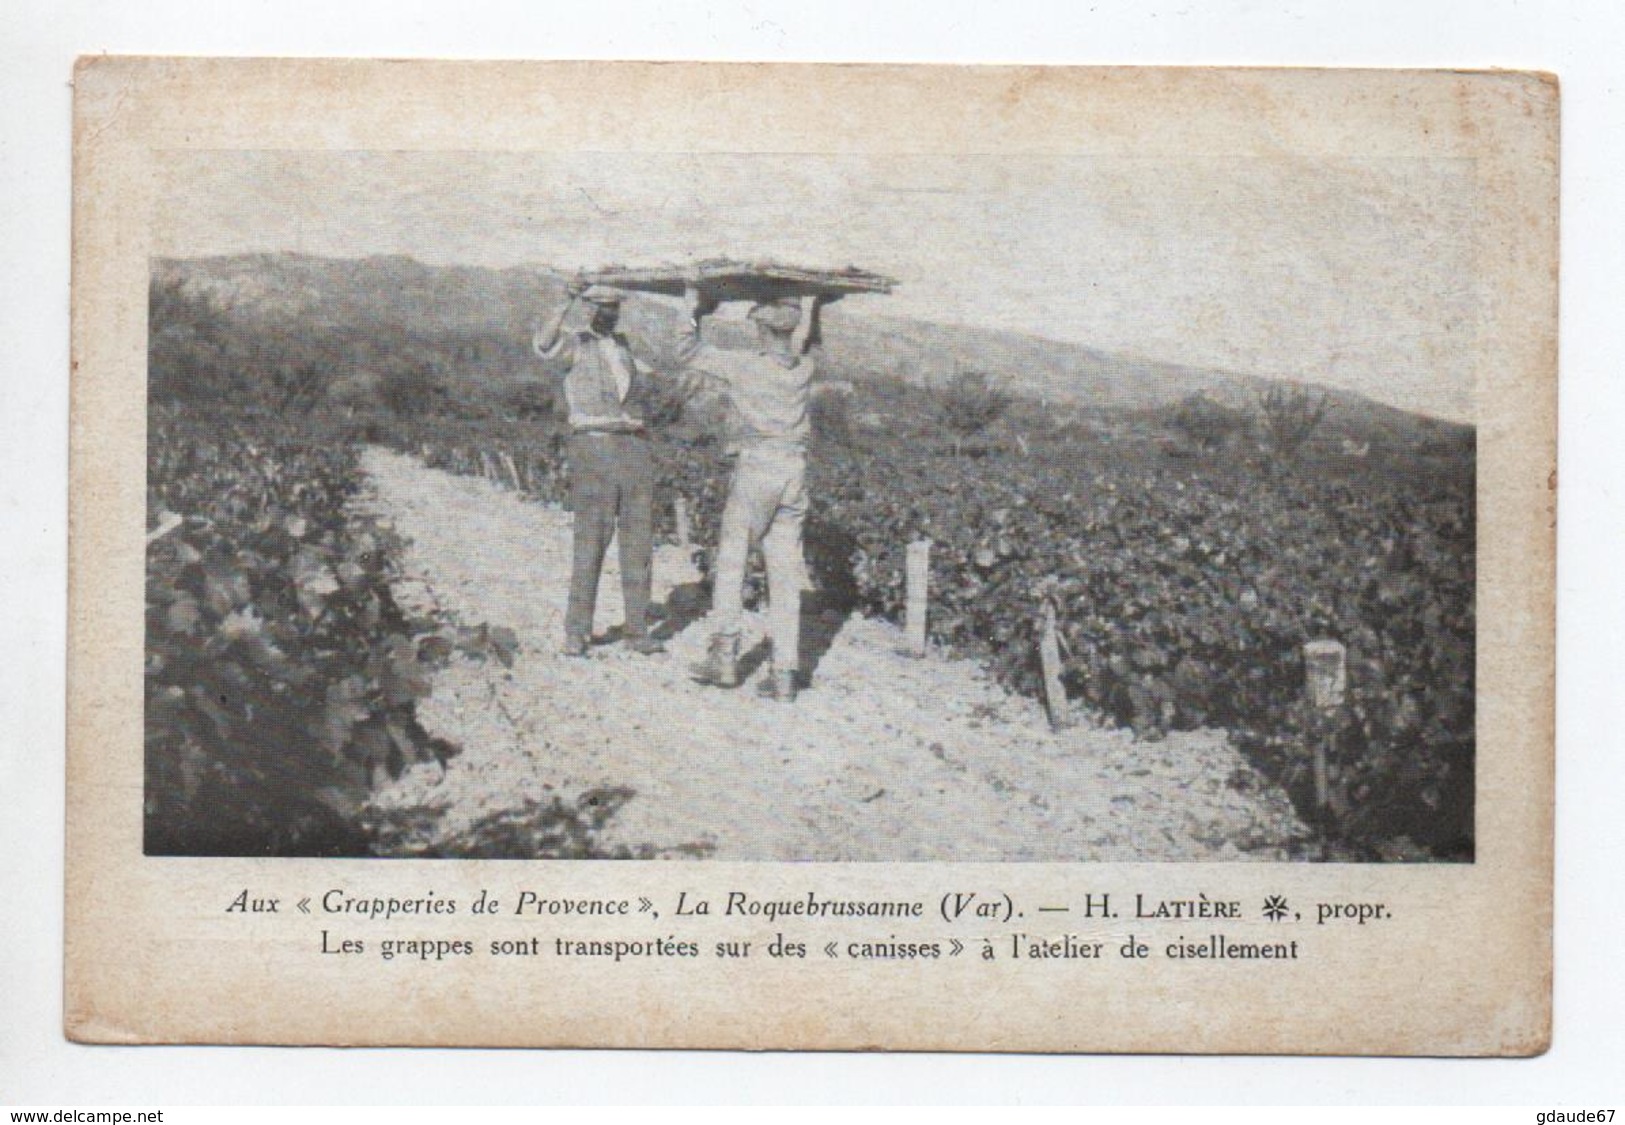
[
  {"left": 1168, "top": 391, "right": 1251, "bottom": 453},
  {"left": 937, "top": 368, "right": 1010, "bottom": 455},
  {"left": 330, "top": 370, "right": 385, "bottom": 412},
  {"left": 1258, "top": 382, "right": 1331, "bottom": 458},
  {"left": 376, "top": 355, "right": 445, "bottom": 417}
]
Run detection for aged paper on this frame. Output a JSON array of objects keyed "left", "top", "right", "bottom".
[{"left": 67, "top": 59, "right": 1555, "bottom": 1052}]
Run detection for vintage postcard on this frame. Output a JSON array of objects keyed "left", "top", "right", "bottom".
[{"left": 67, "top": 59, "right": 1555, "bottom": 1051}]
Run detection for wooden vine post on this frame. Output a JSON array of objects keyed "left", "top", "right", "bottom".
[
  {"left": 500, "top": 451, "right": 522, "bottom": 491},
  {"left": 673, "top": 495, "right": 693, "bottom": 548},
  {"left": 1303, "top": 639, "right": 1347, "bottom": 811},
  {"left": 904, "top": 538, "right": 931, "bottom": 657},
  {"left": 145, "top": 510, "right": 185, "bottom": 546},
  {"left": 1039, "top": 599, "right": 1074, "bottom": 731}
]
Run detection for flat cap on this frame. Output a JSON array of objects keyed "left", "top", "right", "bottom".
[
  {"left": 579, "top": 285, "right": 624, "bottom": 306},
  {"left": 748, "top": 299, "right": 801, "bottom": 330}
]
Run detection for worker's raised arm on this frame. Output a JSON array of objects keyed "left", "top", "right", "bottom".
[
  {"left": 791, "top": 293, "right": 821, "bottom": 356},
  {"left": 672, "top": 284, "right": 719, "bottom": 368},
  {"left": 532, "top": 281, "right": 583, "bottom": 359}
]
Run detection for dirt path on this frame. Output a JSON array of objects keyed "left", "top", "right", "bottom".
[{"left": 361, "top": 446, "right": 1308, "bottom": 861}]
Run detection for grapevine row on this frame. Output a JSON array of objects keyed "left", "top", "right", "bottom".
[
  {"left": 145, "top": 405, "right": 482, "bottom": 856},
  {"left": 371, "top": 413, "right": 1475, "bottom": 860}
]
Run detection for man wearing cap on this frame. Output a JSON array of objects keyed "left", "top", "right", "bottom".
[
  {"left": 675, "top": 287, "right": 824, "bottom": 702},
  {"left": 533, "top": 282, "right": 664, "bottom": 658}
]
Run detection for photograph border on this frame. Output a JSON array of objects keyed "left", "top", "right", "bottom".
[{"left": 64, "top": 57, "right": 1554, "bottom": 1056}]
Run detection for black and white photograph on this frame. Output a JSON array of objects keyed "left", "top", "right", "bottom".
[
  {"left": 10, "top": 0, "right": 1605, "bottom": 1084},
  {"left": 144, "top": 145, "right": 1479, "bottom": 864},
  {"left": 58, "top": 52, "right": 1558, "bottom": 1057}
]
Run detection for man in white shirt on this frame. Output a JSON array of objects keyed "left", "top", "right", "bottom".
[
  {"left": 675, "top": 287, "right": 823, "bottom": 702},
  {"left": 533, "top": 284, "right": 664, "bottom": 657}
]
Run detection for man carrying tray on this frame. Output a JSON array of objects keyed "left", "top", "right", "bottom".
[
  {"left": 675, "top": 285, "right": 824, "bottom": 702},
  {"left": 532, "top": 283, "right": 665, "bottom": 658}
]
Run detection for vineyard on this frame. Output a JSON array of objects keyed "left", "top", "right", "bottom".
[
  {"left": 372, "top": 408, "right": 1475, "bottom": 860},
  {"left": 144, "top": 406, "right": 526, "bottom": 855},
  {"left": 145, "top": 264, "right": 1476, "bottom": 861}
]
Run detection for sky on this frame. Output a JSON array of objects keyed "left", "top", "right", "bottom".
[{"left": 156, "top": 150, "right": 1479, "bottom": 420}]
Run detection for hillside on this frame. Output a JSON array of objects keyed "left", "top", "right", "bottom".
[
  {"left": 153, "top": 253, "right": 1473, "bottom": 450},
  {"left": 153, "top": 253, "right": 553, "bottom": 336}
]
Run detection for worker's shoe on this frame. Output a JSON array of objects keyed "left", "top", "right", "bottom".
[
  {"left": 626, "top": 634, "right": 666, "bottom": 656},
  {"left": 688, "top": 632, "right": 741, "bottom": 688},
  {"left": 561, "top": 634, "right": 590, "bottom": 658},
  {"left": 756, "top": 667, "right": 800, "bottom": 703}
]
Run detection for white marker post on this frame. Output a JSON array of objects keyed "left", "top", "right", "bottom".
[
  {"left": 1039, "top": 600, "right": 1073, "bottom": 731},
  {"left": 500, "top": 452, "right": 522, "bottom": 491},
  {"left": 1303, "top": 639, "right": 1348, "bottom": 810},
  {"left": 905, "top": 539, "right": 931, "bottom": 657},
  {"left": 674, "top": 495, "right": 693, "bottom": 548}
]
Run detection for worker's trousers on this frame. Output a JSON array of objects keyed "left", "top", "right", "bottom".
[
  {"left": 565, "top": 432, "right": 654, "bottom": 643},
  {"left": 712, "top": 443, "right": 807, "bottom": 673}
]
